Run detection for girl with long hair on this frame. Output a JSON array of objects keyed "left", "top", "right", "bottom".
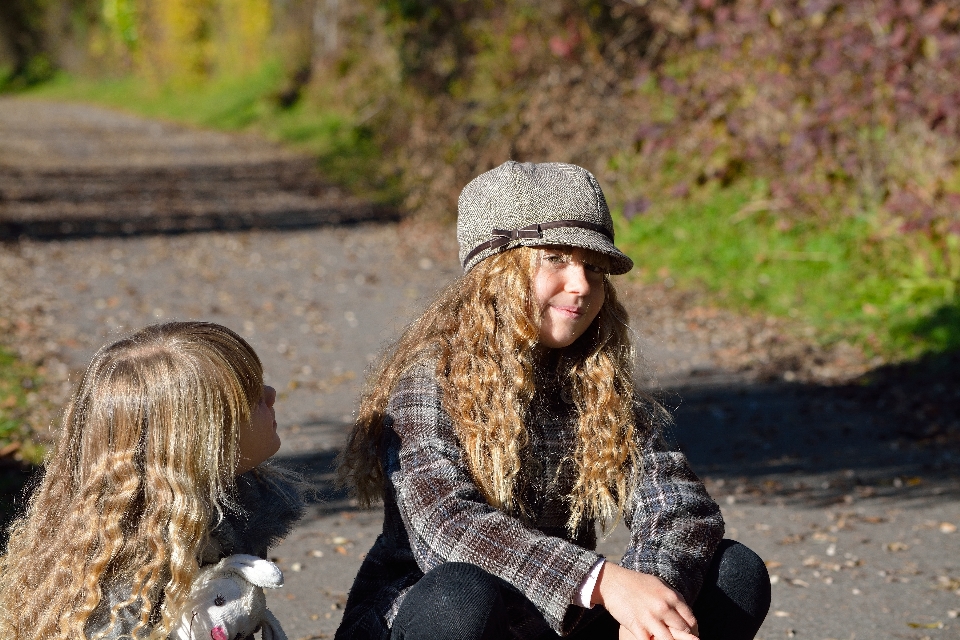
[
  {"left": 0, "top": 321, "right": 304, "bottom": 639},
  {"left": 336, "top": 162, "right": 770, "bottom": 640}
]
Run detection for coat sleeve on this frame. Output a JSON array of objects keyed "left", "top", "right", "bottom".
[
  {"left": 620, "top": 412, "right": 725, "bottom": 606},
  {"left": 386, "top": 364, "right": 601, "bottom": 635}
]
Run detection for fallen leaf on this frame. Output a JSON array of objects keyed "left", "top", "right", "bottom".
[
  {"left": 765, "top": 560, "right": 783, "bottom": 568},
  {"left": 774, "top": 610, "right": 791, "bottom": 617},
  {"left": 907, "top": 622, "right": 944, "bottom": 629},
  {"left": 309, "top": 549, "right": 325, "bottom": 557},
  {"left": 886, "top": 541, "right": 909, "bottom": 552},
  {"left": 331, "top": 536, "right": 349, "bottom": 545},
  {"left": 789, "top": 578, "right": 809, "bottom": 587},
  {"left": 937, "top": 576, "right": 960, "bottom": 590},
  {"left": 335, "top": 546, "right": 348, "bottom": 555},
  {"left": 940, "top": 522, "right": 957, "bottom": 534}
]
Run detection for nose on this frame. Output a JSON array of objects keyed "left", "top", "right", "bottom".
[
  {"left": 563, "top": 263, "right": 591, "bottom": 296},
  {"left": 263, "top": 385, "right": 277, "bottom": 407}
]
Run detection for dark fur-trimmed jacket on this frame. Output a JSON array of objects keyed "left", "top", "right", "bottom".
[
  {"left": 84, "top": 468, "right": 305, "bottom": 639},
  {"left": 336, "top": 363, "right": 724, "bottom": 639}
]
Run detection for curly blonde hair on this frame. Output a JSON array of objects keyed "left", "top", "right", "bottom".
[
  {"left": 339, "top": 246, "right": 657, "bottom": 532},
  {"left": 0, "top": 322, "right": 265, "bottom": 640}
]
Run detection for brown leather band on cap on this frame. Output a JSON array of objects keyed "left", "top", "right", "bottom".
[{"left": 463, "top": 220, "right": 613, "bottom": 266}]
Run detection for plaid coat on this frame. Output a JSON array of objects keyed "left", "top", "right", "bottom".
[{"left": 336, "top": 363, "right": 723, "bottom": 639}]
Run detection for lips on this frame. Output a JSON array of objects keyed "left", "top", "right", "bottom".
[{"left": 552, "top": 305, "right": 584, "bottom": 318}]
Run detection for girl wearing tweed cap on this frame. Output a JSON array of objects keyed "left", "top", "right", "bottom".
[{"left": 336, "top": 162, "right": 770, "bottom": 640}]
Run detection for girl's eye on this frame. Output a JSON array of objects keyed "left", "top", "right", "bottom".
[
  {"left": 544, "top": 253, "right": 568, "bottom": 264},
  {"left": 584, "top": 262, "right": 605, "bottom": 274}
]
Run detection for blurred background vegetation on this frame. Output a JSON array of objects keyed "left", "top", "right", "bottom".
[{"left": 1, "top": 0, "right": 959, "bottom": 364}]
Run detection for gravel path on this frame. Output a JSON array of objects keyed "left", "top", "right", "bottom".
[{"left": 1, "top": 97, "right": 958, "bottom": 640}]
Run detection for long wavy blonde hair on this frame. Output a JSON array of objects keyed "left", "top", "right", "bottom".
[
  {"left": 339, "top": 246, "right": 662, "bottom": 532},
  {"left": 0, "top": 321, "right": 265, "bottom": 640}
]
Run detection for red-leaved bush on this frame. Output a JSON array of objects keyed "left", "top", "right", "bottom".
[
  {"left": 326, "top": 0, "right": 960, "bottom": 241},
  {"left": 640, "top": 0, "right": 960, "bottom": 232}
]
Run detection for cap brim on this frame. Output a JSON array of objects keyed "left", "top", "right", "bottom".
[
  {"left": 524, "top": 226, "right": 634, "bottom": 275},
  {"left": 461, "top": 227, "right": 634, "bottom": 274}
]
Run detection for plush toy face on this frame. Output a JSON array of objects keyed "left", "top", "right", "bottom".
[
  {"left": 184, "top": 574, "right": 260, "bottom": 640},
  {"left": 173, "top": 554, "right": 286, "bottom": 640}
]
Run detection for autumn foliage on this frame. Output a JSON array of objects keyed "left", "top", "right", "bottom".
[{"left": 346, "top": 1, "right": 960, "bottom": 233}]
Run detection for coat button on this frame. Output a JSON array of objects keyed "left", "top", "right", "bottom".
[{"left": 383, "top": 415, "right": 394, "bottom": 427}]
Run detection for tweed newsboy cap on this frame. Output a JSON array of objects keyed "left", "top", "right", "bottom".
[{"left": 457, "top": 161, "right": 634, "bottom": 274}]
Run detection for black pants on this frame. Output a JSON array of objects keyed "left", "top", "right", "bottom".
[{"left": 390, "top": 540, "right": 771, "bottom": 640}]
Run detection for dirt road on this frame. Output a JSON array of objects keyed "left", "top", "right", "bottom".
[{"left": 1, "top": 97, "right": 957, "bottom": 640}]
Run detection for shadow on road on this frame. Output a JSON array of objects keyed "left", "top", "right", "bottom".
[
  {"left": 0, "top": 200, "right": 400, "bottom": 241},
  {"left": 669, "top": 348, "right": 960, "bottom": 508},
  {"left": 274, "top": 448, "right": 354, "bottom": 518},
  {"left": 0, "top": 158, "right": 400, "bottom": 241}
]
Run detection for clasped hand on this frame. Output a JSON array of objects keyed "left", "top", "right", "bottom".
[{"left": 592, "top": 562, "right": 699, "bottom": 640}]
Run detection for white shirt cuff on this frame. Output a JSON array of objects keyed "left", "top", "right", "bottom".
[{"left": 574, "top": 558, "right": 606, "bottom": 609}]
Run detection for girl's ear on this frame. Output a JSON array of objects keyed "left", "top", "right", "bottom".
[{"left": 218, "top": 554, "right": 284, "bottom": 589}]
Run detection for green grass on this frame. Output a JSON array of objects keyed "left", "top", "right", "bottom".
[
  {"left": 0, "top": 348, "right": 44, "bottom": 463},
  {"left": 0, "top": 348, "right": 43, "bottom": 538},
  {"left": 616, "top": 184, "right": 960, "bottom": 358},
  {"left": 23, "top": 62, "right": 397, "bottom": 202}
]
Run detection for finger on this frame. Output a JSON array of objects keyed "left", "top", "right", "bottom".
[
  {"left": 661, "top": 607, "right": 695, "bottom": 633},
  {"left": 668, "top": 630, "right": 699, "bottom": 640},
  {"left": 658, "top": 586, "right": 695, "bottom": 627},
  {"left": 643, "top": 617, "right": 679, "bottom": 640},
  {"left": 672, "top": 599, "right": 697, "bottom": 630},
  {"left": 618, "top": 624, "right": 645, "bottom": 640}
]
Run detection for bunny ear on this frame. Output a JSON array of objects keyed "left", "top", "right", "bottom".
[
  {"left": 218, "top": 554, "right": 284, "bottom": 589},
  {"left": 259, "top": 609, "right": 288, "bottom": 640}
]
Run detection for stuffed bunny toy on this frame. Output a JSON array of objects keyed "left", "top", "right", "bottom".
[{"left": 173, "top": 554, "right": 287, "bottom": 640}]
